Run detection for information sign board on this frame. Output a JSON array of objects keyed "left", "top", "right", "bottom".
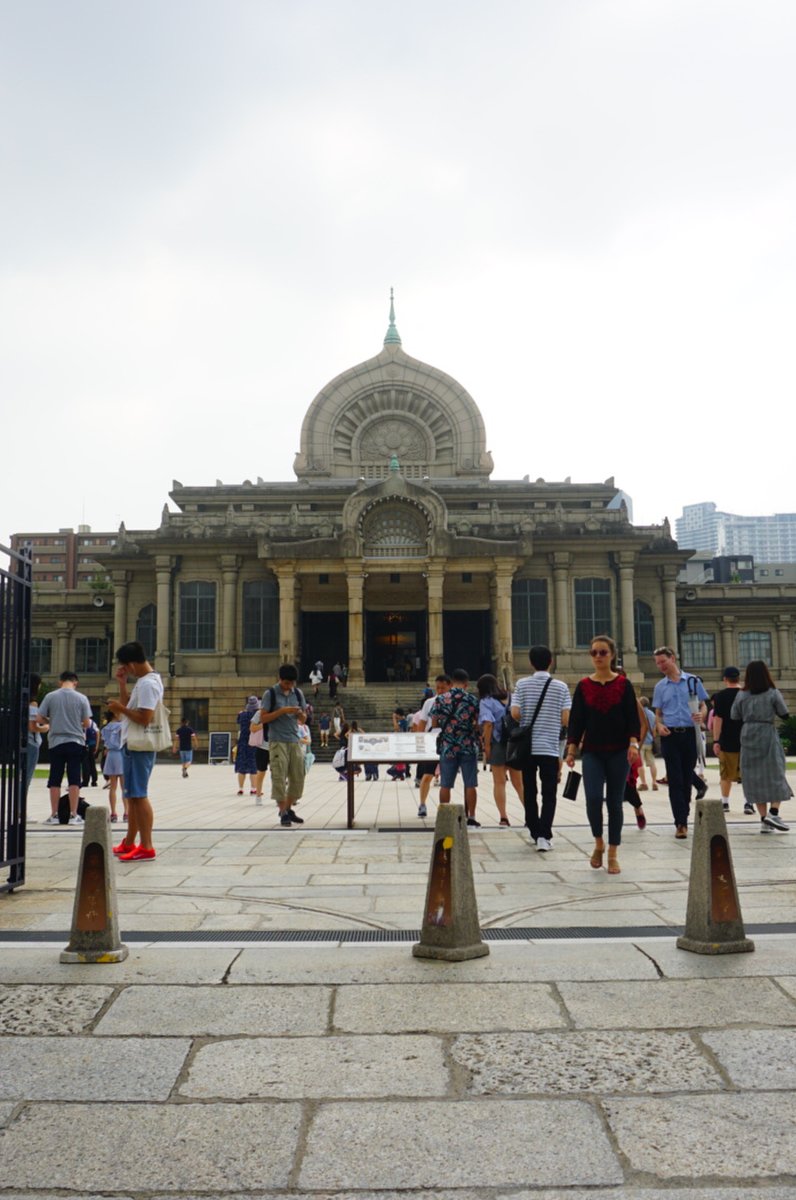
[
  {"left": 348, "top": 732, "right": 439, "bottom": 762},
  {"left": 208, "top": 731, "right": 232, "bottom": 763}
]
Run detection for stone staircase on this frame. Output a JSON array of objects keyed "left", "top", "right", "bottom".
[{"left": 306, "top": 682, "right": 430, "bottom": 761}]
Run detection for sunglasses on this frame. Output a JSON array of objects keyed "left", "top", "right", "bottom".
[{"left": 589, "top": 648, "right": 610, "bottom": 657}]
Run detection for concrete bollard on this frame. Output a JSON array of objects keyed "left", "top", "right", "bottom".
[
  {"left": 60, "top": 805, "right": 129, "bottom": 964},
  {"left": 412, "top": 803, "right": 489, "bottom": 962},
  {"left": 677, "top": 797, "right": 754, "bottom": 955}
]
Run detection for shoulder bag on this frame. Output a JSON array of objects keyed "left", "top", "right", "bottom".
[
  {"left": 127, "top": 700, "right": 172, "bottom": 753},
  {"left": 506, "top": 677, "right": 553, "bottom": 770}
]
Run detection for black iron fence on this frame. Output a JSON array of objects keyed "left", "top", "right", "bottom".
[{"left": 0, "top": 542, "right": 32, "bottom": 891}]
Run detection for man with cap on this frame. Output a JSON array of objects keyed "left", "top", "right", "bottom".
[{"left": 711, "top": 666, "right": 746, "bottom": 813}]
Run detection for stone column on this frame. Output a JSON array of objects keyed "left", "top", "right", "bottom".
[
  {"left": 617, "top": 552, "right": 638, "bottom": 670},
  {"left": 220, "top": 555, "right": 240, "bottom": 656},
  {"left": 111, "top": 570, "right": 130, "bottom": 653},
  {"left": 551, "top": 552, "right": 572, "bottom": 653},
  {"left": 275, "top": 564, "right": 297, "bottom": 666},
  {"left": 426, "top": 565, "right": 445, "bottom": 678},
  {"left": 776, "top": 615, "right": 792, "bottom": 671},
  {"left": 346, "top": 568, "right": 365, "bottom": 686},
  {"left": 493, "top": 561, "right": 516, "bottom": 687},
  {"left": 54, "top": 621, "right": 73, "bottom": 675},
  {"left": 719, "top": 615, "right": 736, "bottom": 668},
  {"left": 661, "top": 573, "right": 678, "bottom": 652},
  {"left": 154, "top": 556, "right": 172, "bottom": 675}
]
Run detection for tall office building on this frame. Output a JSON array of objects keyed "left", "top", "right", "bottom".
[{"left": 677, "top": 502, "right": 796, "bottom": 563}]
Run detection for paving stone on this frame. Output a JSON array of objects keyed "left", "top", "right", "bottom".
[
  {"left": 0, "top": 1036, "right": 189, "bottom": 1100},
  {"left": 229, "top": 942, "right": 659, "bottom": 984},
  {"left": 604, "top": 1092, "right": 796, "bottom": 1178},
  {"left": 94, "top": 984, "right": 331, "bottom": 1036},
  {"left": 776, "top": 974, "right": 796, "bottom": 998},
  {"left": 0, "top": 1103, "right": 15, "bottom": 1127},
  {"left": 701, "top": 1028, "right": 796, "bottom": 1089},
  {"left": 558, "top": 977, "right": 796, "bottom": 1028},
  {"left": 640, "top": 938, "right": 796, "bottom": 978},
  {"left": 0, "top": 1102, "right": 300, "bottom": 1191},
  {"left": 334, "top": 982, "right": 565, "bottom": 1032},
  {"left": 502, "top": 1190, "right": 796, "bottom": 1200},
  {"left": 182, "top": 1033, "right": 448, "bottom": 1098},
  {"left": 0, "top": 985, "right": 113, "bottom": 1034},
  {"left": 0, "top": 947, "right": 239, "bottom": 984},
  {"left": 299, "top": 1098, "right": 622, "bottom": 1188},
  {"left": 454, "top": 1029, "right": 722, "bottom": 1094}
]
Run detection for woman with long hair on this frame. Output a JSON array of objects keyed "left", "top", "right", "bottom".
[
  {"left": 476, "top": 673, "right": 523, "bottom": 826},
  {"left": 565, "top": 635, "right": 641, "bottom": 874},
  {"left": 731, "top": 660, "right": 792, "bottom": 832}
]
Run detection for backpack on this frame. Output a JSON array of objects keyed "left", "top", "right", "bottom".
[{"left": 58, "top": 795, "right": 90, "bottom": 824}]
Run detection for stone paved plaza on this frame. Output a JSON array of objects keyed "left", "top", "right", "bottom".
[{"left": 1, "top": 760, "right": 795, "bottom": 1197}]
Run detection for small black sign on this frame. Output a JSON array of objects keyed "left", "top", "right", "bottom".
[{"left": 208, "top": 731, "right": 232, "bottom": 763}]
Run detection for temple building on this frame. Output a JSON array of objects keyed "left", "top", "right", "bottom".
[{"left": 19, "top": 297, "right": 795, "bottom": 731}]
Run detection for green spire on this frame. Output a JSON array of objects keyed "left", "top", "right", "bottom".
[
  {"left": 389, "top": 453, "right": 400, "bottom": 472},
  {"left": 383, "top": 287, "right": 402, "bottom": 345}
]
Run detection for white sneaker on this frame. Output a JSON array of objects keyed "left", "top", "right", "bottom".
[
  {"left": 763, "top": 812, "right": 790, "bottom": 832},
  {"left": 68, "top": 814, "right": 84, "bottom": 826},
  {"left": 42, "top": 814, "right": 60, "bottom": 825},
  {"left": 536, "top": 837, "right": 552, "bottom": 852},
  {"left": 255, "top": 796, "right": 263, "bottom": 806}
]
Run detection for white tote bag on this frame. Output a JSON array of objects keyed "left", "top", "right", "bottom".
[{"left": 126, "top": 701, "right": 172, "bottom": 753}]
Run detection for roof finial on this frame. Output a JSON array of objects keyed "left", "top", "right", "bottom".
[
  {"left": 383, "top": 287, "right": 402, "bottom": 346},
  {"left": 389, "top": 453, "right": 400, "bottom": 472}
]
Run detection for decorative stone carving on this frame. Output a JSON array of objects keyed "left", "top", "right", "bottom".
[{"left": 360, "top": 419, "right": 426, "bottom": 462}]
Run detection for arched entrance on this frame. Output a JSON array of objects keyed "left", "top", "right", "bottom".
[{"left": 365, "top": 610, "right": 427, "bottom": 682}]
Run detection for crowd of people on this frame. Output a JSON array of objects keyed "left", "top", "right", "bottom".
[{"left": 25, "top": 638, "right": 792, "bottom": 871}]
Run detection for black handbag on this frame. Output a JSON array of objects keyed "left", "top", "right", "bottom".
[{"left": 506, "top": 677, "right": 553, "bottom": 769}]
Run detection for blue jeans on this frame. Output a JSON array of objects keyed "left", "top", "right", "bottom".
[
  {"left": 582, "top": 749, "right": 628, "bottom": 846},
  {"left": 439, "top": 752, "right": 478, "bottom": 790}
]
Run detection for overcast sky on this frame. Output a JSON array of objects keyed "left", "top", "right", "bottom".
[{"left": 2, "top": 0, "right": 795, "bottom": 554}]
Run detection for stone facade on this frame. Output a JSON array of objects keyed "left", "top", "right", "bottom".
[{"left": 22, "top": 304, "right": 796, "bottom": 734}]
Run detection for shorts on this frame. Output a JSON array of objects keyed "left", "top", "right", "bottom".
[
  {"left": 47, "top": 742, "right": 84, "bottom": 789},
  {"left": 269, "top": 742, "right": 306, "bottom": 804},
  {"left": 416, "top": 759, "right": 438, "bottom": 778},
  {"left": 179, "top": 750, "right": 193, "bottom": 764},
  {"left": 123, "top": 746, "right": 156, "bottom": 799},
  {"left": 641, "top": 744, "right": 656, "bottom": 770},
  {"left": 487, "top": 740, "right": 508, "bottom": 767},
  {"left": 718, "top": 750, "right": 741, "bottom": 784},
  {"left": 255, "top": 746, "right": 270, "bottom": 772},
  {"left": 439, "top": 752, "right": 478, "bottom": 790}
]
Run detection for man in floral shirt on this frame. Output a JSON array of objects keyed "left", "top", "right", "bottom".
[{"left": 431, "top": 668, "right": 481, "bottom": 827}]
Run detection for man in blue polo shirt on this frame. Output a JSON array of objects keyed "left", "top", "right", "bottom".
[{"left": 652, "top": 645, "right": 708, "bottom": 839}]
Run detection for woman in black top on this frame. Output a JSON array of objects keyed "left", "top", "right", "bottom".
[{"left": 565, "top": 635, "right": 641, "bottom": 874}]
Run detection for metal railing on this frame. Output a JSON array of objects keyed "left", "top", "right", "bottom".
[{"left": 0, "top": 542, "right": 32, "bottom": 891}]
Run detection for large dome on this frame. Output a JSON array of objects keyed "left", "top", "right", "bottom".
[{"left": 293, "top": 298, "right": 493, "bottom": 482}]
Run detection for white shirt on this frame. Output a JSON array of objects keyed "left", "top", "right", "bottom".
[{"left": 120, "top": 671, "right": 164, "bottom": 746}]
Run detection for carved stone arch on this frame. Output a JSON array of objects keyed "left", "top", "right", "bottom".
[{"left": 359, "top": 498, "right": 431, "bottom": 558}]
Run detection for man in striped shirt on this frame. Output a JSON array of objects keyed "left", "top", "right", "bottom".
[{"left": 510, "top": 646, "right": 571, "bottom": 852}]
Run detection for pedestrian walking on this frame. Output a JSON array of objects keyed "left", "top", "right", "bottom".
[
  {"left": 565, "top": 635, "right": 641, "bottom": 875},
  {"left": 430, "top": 668, "right": 481, "bottom": 827},
  {"left": 652, "top": 645, "right": 708, "bottom": 838},
  {"left": 477, "top": 673, "right": 524, "bottom": 828},
  {"left": 731, "top": 660, "right": 792, "bottom": 833},
  {"left": 711, "top": 667, "right": 744, "bottom": 813},
  {"left": 25, "top": 673, "right": 47, "bottom": 802},
  {"left": 261, "top": 664, "right": 307, "bottom": 827},
  {"left": 172, "top": 717, "right": 198, "bottom": 778},
  {"left": 100, "top": 711, "right": 125, "bottom": 822},
  {"left": 510, "top": 646, "right": 571, "bottom": 851}
]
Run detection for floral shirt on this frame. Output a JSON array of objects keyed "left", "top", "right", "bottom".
[{"left": 431, "top": 687, "right": 480, "bottom": 758}]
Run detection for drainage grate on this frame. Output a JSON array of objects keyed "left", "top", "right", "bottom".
[{"left": 2, "top": 922, "right": 795, "bottom": 944}]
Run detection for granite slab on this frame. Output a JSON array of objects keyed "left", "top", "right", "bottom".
[
  {"left": 333, "top": 982, "right": 565, "bottom": 1032},
  {"left": 0, "top": 1036, "right": 189, "bottom": 1100},
  {"left": 94, "top": 983, "right": 331, "bottom": 1036},
  {"left": 558, "top": 976, "right": 796, "bottom": 1028},
  {"left": 0, "top": 985, "right": 113, "bottom": 1035}
]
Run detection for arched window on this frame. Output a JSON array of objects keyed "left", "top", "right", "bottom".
[
  {"left": 574, "top": 578, "right": 611, "bottom": 646},
  {"left": 179, "top": 582, "right": 216, "bottom": 651},
  {"left": 135, "top": 604, "right": 156, "bottom": 661},
  {"left": 634, "top": 600, "right": 655, "bottom": 654},
  {"left": 739, "top": 631, "right": 772, "bottom": 666},
  {"left": 362, "top": 504, "right": 427, "bottom": 558},
  {"left": 243, "top": 579, "right": 279, "bottom": 650}
]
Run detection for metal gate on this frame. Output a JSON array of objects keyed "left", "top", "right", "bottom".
[{"left": 0, "top": 542, "right": 32, "bottom": 891}]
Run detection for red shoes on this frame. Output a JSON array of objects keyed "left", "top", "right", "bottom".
[
  {"left": 112, "top": 839, "right": 135, "bottom": 856},
  {"left": 118, "top": 845, "right": 156, "bottom": 861}
]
